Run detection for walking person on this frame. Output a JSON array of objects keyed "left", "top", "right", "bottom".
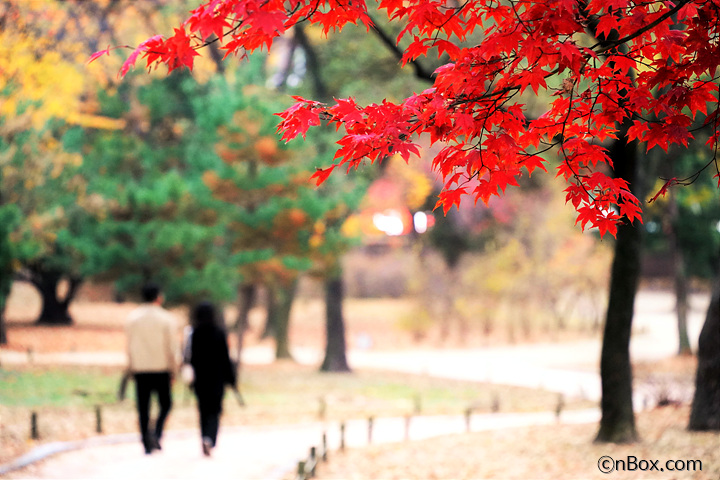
[
  {"left": 188, "top": 301, "right": 236, "bottom": 456},
  {"left": 125, "top": 283, "right": 179, "bottom": 454}
]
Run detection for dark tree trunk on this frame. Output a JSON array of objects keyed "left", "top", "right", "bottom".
[
  {"left": 1, "top": 212, "right": 12, "bottom": 344},
  {"left": 262, "top": 286, "right": 276, "bottom": 339},
  {"left": 321, "top": 273, "right": 351, "bottom": 373},
  {"left": 669, "top": 189, "right": 692, "bottom": 355},
  {"left": 268, "top": 279, "right": 298, "bottom": 360},
  {"left": 234, "top": 283, "right": 256, "bottom": 395},
  {"left": 688, "top": 275, "right": 720, "bottom": 430},
  {"left": 595, "top": 125, "right": 642, "bottom": 444},
  {"left": 34, "top": 272, "right": 81, "bottom": 326},
  {"left": 0, "top": 278, "right": 8, "bottom": 345},
  {"left": 0, "top": 268, "right": 9, "bottom": 345}
]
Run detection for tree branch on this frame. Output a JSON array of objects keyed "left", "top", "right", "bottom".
[
  {"left": 591, "top": 0, "right": 692, "bottom": 53},
  {"left": 367, "top": 15, "right": 435, "bottom": 83},
  {"left": 62, "top": 276, "right": 83, "bottom": 308},
  {"left": 293, "top": 24, "right": 332, "bottom": 100},
  {"left": 14, "top": 268, "right": 39, "bottom": 288}
]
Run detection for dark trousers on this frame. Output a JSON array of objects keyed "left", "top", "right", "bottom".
[
  {"left": 199, "top": 407, "right": 220, "bottom": 446},
  {"left": 134, "top": 372, "right": 173, "bottom": 450}
]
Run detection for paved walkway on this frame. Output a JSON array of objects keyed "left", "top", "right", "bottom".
[
  {"left": 2, "top": 409, "right": 602, "bottom": 479},
  {"left": 0, "top": 290, "right": 707, "bottom": 479}
]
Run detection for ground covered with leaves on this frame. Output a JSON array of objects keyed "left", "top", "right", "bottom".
[
  {"left": 2, "top": 285, "right": 715, "bottom": 478},
  {"left": 312, "top": 406, "right": 720, "bottom": 480}
]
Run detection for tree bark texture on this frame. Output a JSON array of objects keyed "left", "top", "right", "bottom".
[
  {"left": 0, "top": 216, "right": 12, "bottom": 344},
  {"left": 669, "top": 189, "right": 692, "bottom": 355},
  {"left": 321, "top": 274, "right": 351, "bottom": 372},
  {"left": 688, "top": 275, "right": 720, "bottom": 430},
  {"left": 233, "top": 283, "right": 256, "bottom": 393},
  {"left": 0, "top": 277, "right": 8, "bottom": 345},
  {"left": 33, "top": 271, "right": 81, "bottom": 326},
  {"left": 269, "top": 279, "right": 298, "bottom": 360},
  {"left": 595, "top": 127, "right": 642, "bottom": 444}
]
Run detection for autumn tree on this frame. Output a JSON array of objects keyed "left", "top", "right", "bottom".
[
  {"left": 1, "top": 121, "right": 97, "bottom": 324},
  {"left": 106, "top": 0, "right": 720, "bottom": 441},
  {"left": 201, "top": 65, "right": 367, "bottom": 363},
  {"left": 644, "top": 144, "right": 720, "bottom": 355},
  {"left": 274, "top": 22, "right": 411, "bottom": 371},
  {"left": 75, "top": 72, "right": 250, "bottom": 306},
  {"left": 206, "top": 97, "right": 317, "bottom": 360},
  {"left": 0, "top": 0, "right": 202, "bottom": 329},
  {"left": 0, "top": 0, "right": 104, "bottom": 326}
]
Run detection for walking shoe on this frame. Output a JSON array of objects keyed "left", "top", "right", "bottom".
[
  {"left": 202, "top": 437, "right": 212, "bottom": 457},
  {"left": 150, "top": 436, "right": 162, "bottom": 451}
]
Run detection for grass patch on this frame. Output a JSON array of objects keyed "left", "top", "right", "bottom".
[
  {"left": 0, "top": 366, "right": 122, "bottom": 407},
  {"left": 0, "top": 362, "right": 594, "bottom": 465}
]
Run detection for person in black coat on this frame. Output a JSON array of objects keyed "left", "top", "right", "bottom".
[{"left": 189, "top": 301, "right": 236, "bottom": 456}]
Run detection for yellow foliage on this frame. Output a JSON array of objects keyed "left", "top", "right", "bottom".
[
  {"left": 66, "top": 113, "right": 126, "bottom": 130},
  {"left": 309, "top": 234, "right": 324, "bottom": 249},
  {"left": 0, "top": 29, "right": 86, "bottom": 126},
  {"left": 389, "top": 157, "right": 433, "bottom": 210},
  {"left": 341, "top": 215, "right": 362, "bottom": 237}
]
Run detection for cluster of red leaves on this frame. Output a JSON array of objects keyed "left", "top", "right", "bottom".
[{"left": 103, "top": 0, "right": 720, "bottom": 237}]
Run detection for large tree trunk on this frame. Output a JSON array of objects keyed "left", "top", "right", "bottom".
[
  {"left": 688, "top": 275, "right": 720, "bottom": 430},
  {"left": 595, "top": 126, "right": 642, "bottom": 444},
  {"left": 268, "top": 279, "right": 298, "bottom": 360},
  {"left": 33, "top": 271, "right": 81, "bottom": 326},
  {"left": 321, "top": 273, "right": 351, "bottom": 372}
]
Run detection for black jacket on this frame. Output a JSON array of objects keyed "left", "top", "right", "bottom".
[{"left": 189, "top": 323, "right": 236, "bottom": 413}]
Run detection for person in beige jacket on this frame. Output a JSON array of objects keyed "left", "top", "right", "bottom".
[{"left": 126, "top": 283, "right": 179, "bottom": 454}]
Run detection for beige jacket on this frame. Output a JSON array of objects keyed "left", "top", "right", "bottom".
[{"left": 125, "top": 304, "right": 179, "bottom": 374}]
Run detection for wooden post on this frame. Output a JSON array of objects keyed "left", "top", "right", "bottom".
[
  {"left": 491, "top": 393, "right": 500, "bottom": 413},
  {"left": 367, "top": 416, "right": 373, "bottom": 444},
  {"left": 555, "top": 393, "right": 564, "bottom": 420},
  {"left": 404, "top": 415, "right": 411, "bottom": 441},
  {"left": 414, "top": 393, "right": 422, "bottom": 414},
  {"left": 95, "top": 405, "right": 103, "bottom": 434},
  {"left": 309, "top": 447, "right": 317, "bottom": 477},
  {"left": 465, "top": 407, "right": 472, "bottom": 432},
  {"left": 31, "top": 412, "right": 39, "bottom": 440},
  {"left": 339, "top": 423, "right": 346, "bottom": 451},
  {"left": 297, "top": 460, "right": 306, "bottom": 480},
  {"left": 318, "top": 397, "right": 326, "bottom": 420},
  {"left": 322, "top": 433, "right": 328, "bottom": 461}
]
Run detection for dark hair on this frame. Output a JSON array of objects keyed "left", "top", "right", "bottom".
[
  {"left": 192, "top": 301, "right": 216, "bottom": 327},
  {"left": 141, "top": 283, "right": 161, "bottom": 303}
]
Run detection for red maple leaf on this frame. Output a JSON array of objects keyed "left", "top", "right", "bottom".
[
  {"left": 648, "top": 177, "right": 679, "bottom": 204},
  {"left": 108, "top": 0, "right": 720, "bottom": 237},
  {"left": 310, "top": 165, "right": 338, "bottom": 186}
]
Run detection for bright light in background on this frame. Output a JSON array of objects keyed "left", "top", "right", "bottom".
[
  {"left": 373, "top": 210, "right": 405, "bottom": 236},
  {"left": 414, "top": 211, "right": 428, "bottom": 233}
]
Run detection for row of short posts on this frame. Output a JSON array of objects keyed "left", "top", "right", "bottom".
[
  {"left": 28, "top": 406, "right": 105, "bottom": 440},
  {"left": 30, "top": 391, "right": 565, "bottom": 442},
  {"left": 296, "top": 433, "right": 328, "bottom": 480}
]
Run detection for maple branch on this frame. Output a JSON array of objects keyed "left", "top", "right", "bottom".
[
  {"left": 293, "top": 24, "right": 330, "bottom": 99},
  {"left": 367, "top": 16, "right": 434, "bottom": 82},
  {"left": 591, "top": 0, "right": 693, "bottom": 54},
  {"left": 669, "top": 157, "right": 719, "bottom": 187},
  {"left": 432, "top": 0, "right": 471, "bottom": 37},
  {"left": 509, "top": 0, "right": 532, "bottom": 36},
  {"left": 557, "top": 83, "right": 602, "bottom": 206}
]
